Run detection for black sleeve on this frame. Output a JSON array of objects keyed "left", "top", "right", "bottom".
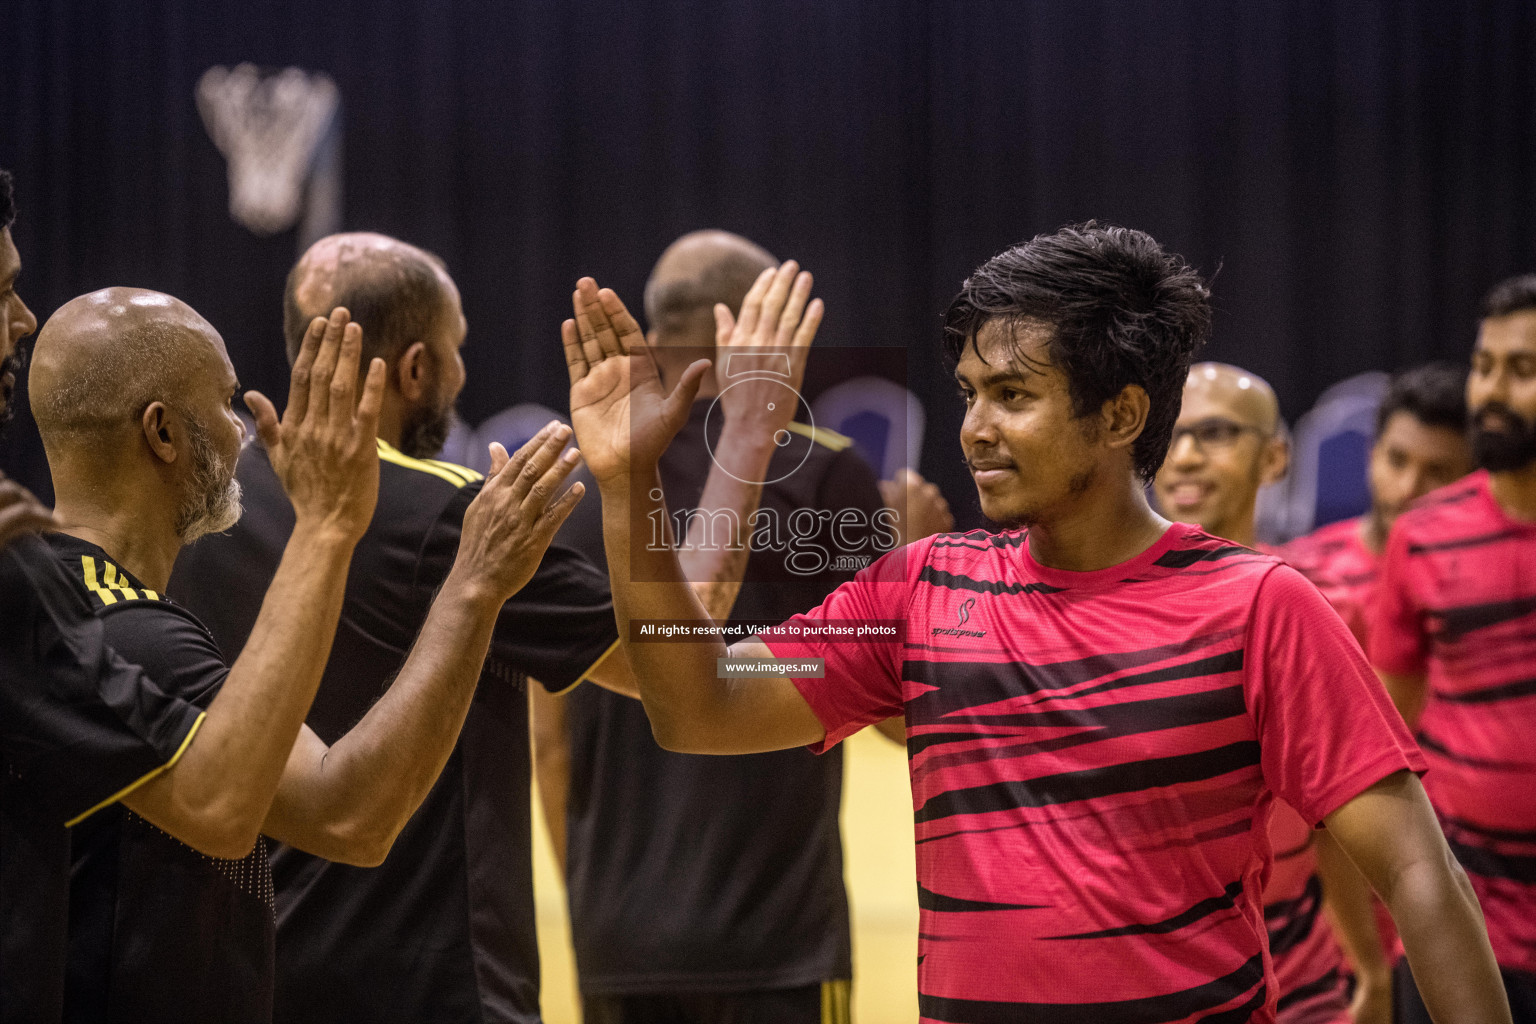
[
  {"left": 418, "top": 484, "right": 620, "bottom": 693},
  {"left": 0, "top": 539, "right": 206, "bottom": 824},
  {"left": 95, "top": 602, "right": 231, "bottom": 711},
  {"left": 818, "top": 447, "right": 891, "bottom": 559}
]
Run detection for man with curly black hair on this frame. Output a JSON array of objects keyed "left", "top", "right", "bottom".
[{"left": 562, "top": 223, "right": 1509, "bottom": 1021}]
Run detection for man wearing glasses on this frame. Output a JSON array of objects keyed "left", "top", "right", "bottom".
[
  {"left": 1152, "top": 362, "right": 1289, "bottom": 550},
  {"left": 1154, "top": 363, "right": 1391, "bottom": 1023}
]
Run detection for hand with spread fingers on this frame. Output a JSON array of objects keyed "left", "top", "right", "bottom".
[
  {"left": 449, "top": 423, "right": 586, "bottom": 603},
  {"left": 244, "top": 306, "right": 386, "bottom": 542},
  {"left": 880, "top": 468, "right": 954, "bottom": 547},
  {"left": 712, "top": 260, "right": 823, "bottom": 440},
  {"left": 0, "top": 471, "right": 56, "bottom": 551},
  {"left": 563, "top": 278, "right": 710, "bottom": 486}
]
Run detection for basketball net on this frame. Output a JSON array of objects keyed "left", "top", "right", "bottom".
[{"left": 197, "top": 64, "right": 342, "bottom": 246}]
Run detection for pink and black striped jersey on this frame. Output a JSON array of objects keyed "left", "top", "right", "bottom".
[
  {"left": 765, "top": 522, "right": 1422, "bottom": 1023},
  {"left": 1280, "top": 518, "right": 1380, "bottom": 649},
  {"left": 1370, "top": 470, "right": 1536, "bottom": 975},
  {"left": 1260, "top": 803, "right": 1349, "bottom": 1024}
]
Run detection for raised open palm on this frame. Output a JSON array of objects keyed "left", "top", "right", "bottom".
[{"left": 562, "top": 278, "right": 709, "bottom": 484}]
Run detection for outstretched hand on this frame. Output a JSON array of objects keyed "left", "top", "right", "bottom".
[
  {"left": 880, "top": 468, "right": 954, "bottom": 548},
  {"left": 244, "top": 306, "right": 386, "bottom": 543},
  {"left": 452, "top": 423, "right": 586, "bottom": 603},
  {"left": 713, "top": 260, "right": 822, "bottom": 436},
  {"left": 562, "top": 278, "right": 709, "bottom": 486},
  {"left": 0, "top": 471, "right": 56, "bottom": 551}
]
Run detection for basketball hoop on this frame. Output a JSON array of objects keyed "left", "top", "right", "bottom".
[{"left": 197, "top": 64, "right": 343, "bottom": 246}]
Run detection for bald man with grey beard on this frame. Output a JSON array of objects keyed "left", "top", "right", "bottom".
[
  {"left": 30, "top": 286, "right": 584, "bottom": 1024},
  {"left": 0, "top": 167, "right": 410, "bottom": 1023}
]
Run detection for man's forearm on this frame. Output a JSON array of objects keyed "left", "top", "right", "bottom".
[
  {"left": 601, "top": 468, "right": 734, "bottom": 740},
  {"left": 1389, "top": 853, "right": 1511, "bottom": 1022},
  {"left": 275, "top": 572, "right": 502, "bottom": 860},
  {"left": 1315, "top": 830, "right": 1390, "bottom": 1001},
  {"left": 1379, "top": 670, "right": 1428, "bottom": 730},
  {"left": 133, "top": 525, "right": 356, "bottom": 856},
  {"left": 677, "top": 427, "right": 778, "bottom": 622},
  {"left": 529, "top": 684, "right": 571, "bottom": 873}
]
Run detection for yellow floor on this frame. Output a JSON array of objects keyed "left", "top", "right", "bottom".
[{"left": 531, "top": 726, "right": 920, "bottom": 1022}]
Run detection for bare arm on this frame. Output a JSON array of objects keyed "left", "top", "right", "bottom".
[
  {"left": 564, "top": 278, "right": 824, "bottom": 754},
  {"left": 1379, "top": 669, "right": 1428, "bottom": 730},
  {"left": 569, "top": 262, "right": 830, "bottom": 715},
  {"left": 260, "top": 427, "right": 587, "bottom": 865},
  {"left": 874, "top": 716, "right": 907, "bottom": 745},
  {"left": 123, "top": 309, "right": 385, "bottom": 859},
  {"left": 0, "top": 472, "right": 56, "bottom": 551},
  {"left": 1314, "top": 828, "right": 1390, "bottom": 1024},
  {"left": 529, "top": 682, "right": 570, "bottom": 872},
  {"left": 1324, "top": 771, "right": 1510, "bottom": 1024}
]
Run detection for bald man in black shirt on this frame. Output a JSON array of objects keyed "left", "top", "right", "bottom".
[
  {"left": 29, "top": 287, "right": 583, "bottom": 1023},
  {"left": 170, "top": 232, "right": 829, "bottom": 1023},
  {"left": 0, "top": 169, "right": 531, "bottom": 1024}
]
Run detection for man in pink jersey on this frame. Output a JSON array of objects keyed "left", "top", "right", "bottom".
[
  {"left": 1280, "top": 362, "right": 1472, "bottom": 1013},
  {"left": 1372, "top": 276, "right": 1536, "bottom": 1023},
  {"left": 1285, "top": 364, "right": 1470, "bottom": 647},
  {"left": 562, "top": 223, "right": 1509, "bottom": 1022},
  {"left": 1153, "top": 362, "right": 1289, "bottom": 547},
  {"left": 1154, "top": 362, "right": 1389, "bottom": 1024}
]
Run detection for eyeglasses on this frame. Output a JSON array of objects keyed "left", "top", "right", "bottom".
[{"left": 1169, "top": 418, "right": 1267, "bottom": 451}]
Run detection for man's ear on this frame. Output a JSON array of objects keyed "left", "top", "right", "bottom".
[
  {"left": 1261, "top": 435, "right": 1290, "bottom": 487},
  {"left": 395, "top": 342, "right": 427, "bottom": 402},
  {"left": 1102, "top": 385, "right": 1151, "bottom": 452},
  {"left": 141, "top": 402, "right": 180, "bottom": 464}
]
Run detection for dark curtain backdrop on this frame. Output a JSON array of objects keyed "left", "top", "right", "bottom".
[{"left": 3, "top": 0, "right": 1533, "bottom": 525}]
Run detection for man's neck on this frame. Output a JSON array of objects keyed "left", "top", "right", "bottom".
[
  {"left": 1206, "top": 513, "right": 1257, "bottom": 548},
  {"left": 375, "top": 399, "right": 405, "bottom": 450},
  {"left": 1488, "top": 461, "right": 1536, "bottom": 522},
  {"left": 52, "top": 500, "right": 182, "bottom": 591},
  {"left": 1025, "top": 478, "right": 1171, "bottom": 573},
  {"left": 1360, "top": 514, "right": 1387, "bottom": 556}
]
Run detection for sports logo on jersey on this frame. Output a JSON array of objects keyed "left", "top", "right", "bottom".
[{"left": 932, "top": 596, "right": 988, "bottom": 638}]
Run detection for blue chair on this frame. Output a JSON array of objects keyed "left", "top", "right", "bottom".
[
  {"left": 1260, "top": 372, "right": 1388, "bottom": 543},
  {"left": 467, "top": 402, "right": 569, "bottom": 475},
  {"left": 809, "top": 377, "right": 924, "bottom": 480}
]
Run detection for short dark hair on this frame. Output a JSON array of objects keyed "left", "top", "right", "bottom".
[
  {"left": 1376, "top": 362, "right": 1468, "bottom": 437},
  {"left": 282, "top": 243, "right": 449, "bottom": 366},
  {"left": 1481, "top": 274, "right": 1536, "bottom": 320},
  {"left": 943, "top": 222, "right": 1212, "bottom": 481},
  {"left": 1, "top": 170, "right": 15, "bottom": 232}
]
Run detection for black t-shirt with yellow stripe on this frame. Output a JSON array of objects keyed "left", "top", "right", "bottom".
[
  {"left": 43, "top": 533, "right": 272, "bottom": 1024},
  {"left": 168, "top": 439, "right": 619, "bottom": 1024},
  {"left": 0, "top": 535, "right": 204, "bottom": 1024}
]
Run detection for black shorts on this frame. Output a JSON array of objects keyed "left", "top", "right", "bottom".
[
  {"left": 1394, "top": 957, "right": 1536, "bottom": 1024},
  {"left": 582, "top": 980, "right": 851, "bottom": 1024}
]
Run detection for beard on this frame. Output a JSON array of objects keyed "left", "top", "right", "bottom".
[
  {"left": 986, "top": 463, "right": 1097, "bottom": 531},
  {"left": 175, "top": 414, "right": 243, "bottom": 543},
  {"left": 1470, "top": 402, "right": 1536, "bottom": 473},
  {"left": 0, "top": 341, "right": 28, "bottom": 436},
  {"left": 398, "top": 398, "right": 455, "bottom": 460}
]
